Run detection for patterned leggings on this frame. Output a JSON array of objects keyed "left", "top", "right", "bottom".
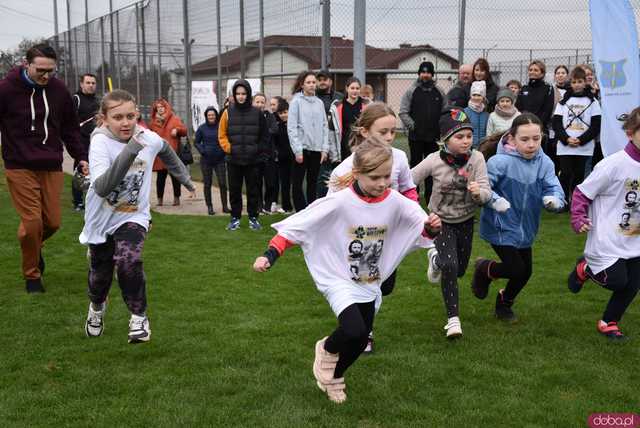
[
  {"left": 434, "top": 218, "right": 474, "bottom": 318},
  {"left": 88, "top": 222, "right": 147, "bottom": 315}
]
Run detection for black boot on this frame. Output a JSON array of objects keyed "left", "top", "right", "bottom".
[
  {"left": 471, "top": 258, "right": 492, "bottom": 300},
  {"left": 26, "top": 278, "right": 45, "bottom": 293},
  {"left": 220, "top": 187, "right": 231, "bottom": 214},
  {"left": 207, "top": 205, "right": 215, "bottom": 216},
  {"left": 495, "top": 289, "right": 517, "bottom": 322}
]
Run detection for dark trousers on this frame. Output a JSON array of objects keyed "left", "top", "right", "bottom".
[
  {"left": 435, "top": 219, "right": 474, "bottom": 318},
  {"left": 545, "top": 137, "right": 560, "bottom": 175},
  {"left": 488, "top": 245, "right": 533, "bottom": 302},
  {"left": 558, "top": 155, "right": 587, "bottom": 203},
  {"left": 88, "top": 222, "right": 147, "bottom": 316},
  {"left": 324, "top": 301, "right": 376, "bottom": 378},
  {"left": 408, "top": 138, "right": 438, "bottom": 204},
  {"left": 381, "top": 270, "right": 397, "bottom": 296},
  {"left": 72, "top": 159, "right": 85, "bottom": 207},
  {"left": 258, "top": 159, "right": 279, "bottom": 210},
  {"left": 277, "top": 157, "right": 293, "bottom": 212},
  {"left": 586, "top": 257, "right": 640, "bottom": 323},
  {"left": 316, "top": 161, "right": 338, "bottom": 199},
  {"left": 228, "top": 162, "right": 260, "bottom": 219},
  {"left": 201, "top": 160, "right": 228, "bottom": 208},
  {"left": 156, "top": 169, "right": 181, "bottom": 199},
  {"left": 291, "top": 149, "right": 322, "bottom": 211}
]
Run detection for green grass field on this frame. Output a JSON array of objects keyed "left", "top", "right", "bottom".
[{"left": 0, "top": 171, "right": 637, "bottom": 428}]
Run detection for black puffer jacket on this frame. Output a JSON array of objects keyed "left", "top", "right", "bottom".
[
  {"left": 224, "top": 79, "right": 268, "bottom": 165},
  {"left": 516, "top": 78, "right": 555, "bottom": 129}
]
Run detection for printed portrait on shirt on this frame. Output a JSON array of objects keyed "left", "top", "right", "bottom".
[
  {"left": 618, "top": 179, "right": 640, "bottom": 235},
  {"left": 105, "top": 159, "right": 146, "bottom": 213},
  {"left": 347, "top": 225, "right": 387, "bottom": 283}
]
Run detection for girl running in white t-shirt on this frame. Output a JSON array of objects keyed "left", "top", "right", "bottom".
[
  {"left": 568, "top": 107, "right": 640, "bottom": 341},
  {"left": 327, "top": 102, "right": 418, "bottom": 352},
  {"left": 253, "top": 137, "right": 441, "bottom": 403},
  {"left": 79, "top": 90, "right": 195, "bottom": 344}
]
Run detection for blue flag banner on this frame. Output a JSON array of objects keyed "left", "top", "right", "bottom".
[{"left": 589, "top": 0, "right": 640, "bottom": 156}]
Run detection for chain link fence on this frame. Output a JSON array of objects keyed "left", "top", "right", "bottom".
[{"left": 47, "top": 0, "right": 640, "bottom": 129}]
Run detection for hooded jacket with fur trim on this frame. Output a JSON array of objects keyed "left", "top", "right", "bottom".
[{"left": 149, "top": 98, "right": 188, "bottom": 171}]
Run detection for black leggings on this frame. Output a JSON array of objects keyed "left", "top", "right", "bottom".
[
  {"left": 156, "top": 169, "right": 181, "bottom": 199},
  {"left": 558, "top": 155, "right": 587, "bottom": 203},
  {"left": 324, "top": 301, "right": 375, "bottom": 378},
  {"left": 435, "top": 219, "right": 474, "bottom": 317},
  {"left": 291, "top": 149, "right": 322, "bottom": 211},
  {"left": 586, "top": 257, "right": 640, "bottom": 323},
  {"left": 277, "top": 157, "right": 293, "bottom": 212},
  {"left": 380, "top": 270, "right": 397, "bottom": 296},
  {"left": 488, "top": 245, "right": 533, "bottom": 302}
]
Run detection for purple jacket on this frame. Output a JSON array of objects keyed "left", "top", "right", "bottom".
[{"left": 0, "top": 67, "right": 87, "bottom": 170}]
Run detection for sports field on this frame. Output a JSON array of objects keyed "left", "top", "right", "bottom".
[{"left": 0, "top": 172, "right": 637, "bottom": 427}]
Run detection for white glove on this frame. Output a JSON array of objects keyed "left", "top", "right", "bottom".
[
  {"left": 490, "top": 197, "right": 511, "bottom": 213},
  {"left": 543, "top": 196, "right": 562, "bottom": 211}
]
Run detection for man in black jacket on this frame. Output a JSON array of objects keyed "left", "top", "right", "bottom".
[
  {"left": 446, "top": 63, "right": 472, "bottom": 108},
  {"left": 399, "top": 61, "right": 444, "bottom": 203},
  {"left": 72, "top": 73, "right": 99, "bottom": 210},
  {"left": 315, "top": 70, "right": 344, "bottom": 197},
  {"left": 218, "top": 80, "right": 268, "bottom": 231}
]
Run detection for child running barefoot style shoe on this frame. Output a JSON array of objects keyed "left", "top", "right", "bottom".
[
  {"left": 411, "top": 109, "right": 492, "bottom": 339},
  {"left": 79, "top": 90, "right": 195, "bottom": 343},
  {"left": 253, "top": 137, "right": 440, "bottom": 403},
  {"left": 568, "top": 107, "right": 640, "bottom": 341},
  {"left": 327, "top": 102, "right": 419, "bottom": 352},
  {"left": 473, "top": 113, "right": 565, "bottom": 322}
]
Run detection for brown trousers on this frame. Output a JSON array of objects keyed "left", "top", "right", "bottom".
[{"left": 5, "top": 169, "right": 64, "bottom": 280}]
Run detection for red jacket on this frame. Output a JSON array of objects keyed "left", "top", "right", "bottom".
[
  {"left": 0, "top": 67, "right": 86, "bottom": 170},
  {"left": 149, "top": 98, "right": 188, "bottom": 171}
]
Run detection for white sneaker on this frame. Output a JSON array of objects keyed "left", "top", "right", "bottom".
[
  {"left": 271, "top": 202, "right": 285, "bottom": 214},
  {"left": 444, "top": 316, "right": 463, "bottom": 339},
  {"left": 363, "top": 331, "right": 374, "bottom": 354},
  {"left": 85, "top": 302, "right": 106, "bottom": 337},
  {"left": 427, "top": 248, "right": 442, "bottom": 284},
  {"left": 128, "top": 314, "right": 151, "bottom": 343}
]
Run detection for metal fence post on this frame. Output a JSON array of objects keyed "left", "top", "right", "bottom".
[
  {"left": 67, "top": 0, "right": 77, "bottom": 86},
  {"left": 100, "top": 16, "right": 106, "bottom": 93},
  {"left": 216, "top": 0, "right": 223, "bottom": 102},
  {"left": 240, "top": 0, "right": 245, "bottom": 79},
  {"left": 259, "top": 0, "right": 264, "bottom": 88},
  {"left": 135, "top": 2, "right": 141, "bottom": 105},
  {"left": 321, "top": 0, "right": 331, "bottom": 70},
  {"left": 182, "top": 0, "right": 192, "bottom": 134},
  {"left": 457, "top": 0, "right": 466, "bottom": 65},
  {"left": 115, "top": 9, "right": 121, "bottom": 88},
  {"left": 140, "top": 0, "right": 147, "bottom": 102},
  {"left": 156, "top": 0, "right": 162, "bottom": 99},
  {"left": 85, "top": 0, "right": 90, "bottom": 73},
  {"left": 109, "top": 0, "right": 115, "bottom": 80},
  {"left": 353, "top": 0, "right": 366, "bottom": 83}
]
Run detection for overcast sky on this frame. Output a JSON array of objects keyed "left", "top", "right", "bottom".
[{"left": 2, "top": 0, "right": 637, "bottom": 66}]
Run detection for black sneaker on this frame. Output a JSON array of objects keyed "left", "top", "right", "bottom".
[
  {"left": 568, "top": 256, "right": 587, "bottom": 294},
  {"left": 26, "top": 278, "right": 45, "bottom": 293},
  {"left": 495, "top": 289, "right": 517, "bottom": 322},
  {"left": 38, "top": 251, "right": 45, "bottom": 275},
  {"left": 472, "top": 258, "right": 493, "bottom": 300},
  {"left": 207, "top": 206, "right": 215, "bottom": 216}
]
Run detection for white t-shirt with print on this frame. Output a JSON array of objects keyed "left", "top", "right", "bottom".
[
  {"left": 79, "top": 130, "right": 164, "bottom": 245},
  {"left": 327, "top": 147, "right": 415, "bottom": 194},
  {"left": 554, "top": 96, "right": 601, "bottom": 156},
  {"left": 578, "top": 149, "right": 640, "bottom": 274},
  {"left": 271, "top": 187, "right": 432, "bottom": 316}
]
